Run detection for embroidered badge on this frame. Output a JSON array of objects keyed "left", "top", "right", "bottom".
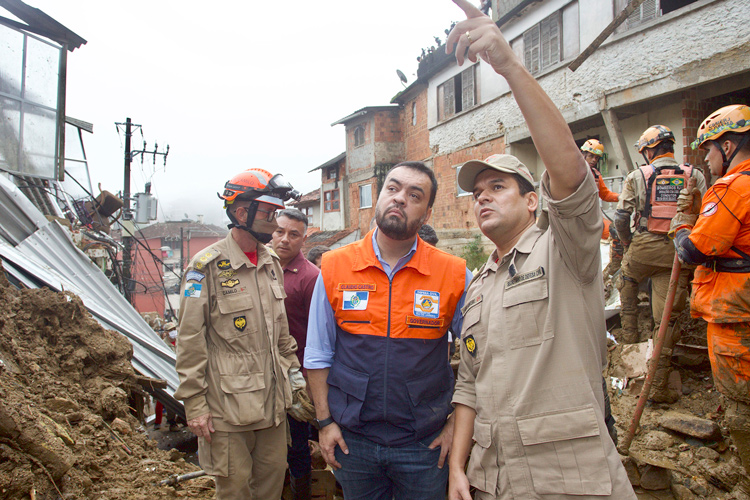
[
  {"left": 195, "top": 262, "right": 204, "bottom": 270},
  {"left": 703, "top": 201, "right": 718, "bottom": 217},
  {"left": 218, "top": 269, "right": 236, "bottom": 279},
  {"left": 221, "top": 278, "right": 240, "bottom": 288},
  {"left": 217, "top": 259, "right": 231, "bottom": 270},
  {"left": 342, "top": 291, "right": 369, "bottom": 310},
  {"left": 184, "top": 283, "right": 202, "bottom": 298},
  {"left": 406, "top": 316, "right": 444, "bottom": 328},
  {"left": 505, "top": 266, "right": 545, "bottom": 290},
  {"left": 234, "top": 316, "right": 247, "bottom": 331},
  {"left": 464, "top": 334, "right": 477, "bottom": 357},
  {"left": 413, "top": 290, "right": 440, "bottom": 318},
  {"left": 338, "top": 283, "right": 377, "bottom": 292},
  {"left": 199, "top": 251, "right": 213, "bottom": 263},
  {"left": 185, "top": 270, "right": 205, "bottom": 282}
]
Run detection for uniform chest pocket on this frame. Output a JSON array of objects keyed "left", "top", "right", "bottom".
[
  {"left": 217, "top": 293, "right": 256, "bottom": 338},
  {"left": 503, "top": 278, "right": 549, "bottom": 349}
]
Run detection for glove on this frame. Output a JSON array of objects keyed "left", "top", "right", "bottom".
[
  {"left": 675, "top": 187, "right": 702, "bottom": 214},
  {"left": 669, "top": 211, "right": 698, "bottom": 238},
  {"left": 288, "top": 367, "right": 306, "bottom": 392},
  {"left": 289, "top": 386, "right": 316, "bottom": 423}
]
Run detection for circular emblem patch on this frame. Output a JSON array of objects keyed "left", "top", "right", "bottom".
[
  {"left": 350, "top": 295, "right": 360, "bottom": 307},
  {"left": 702, "top": 202, "right": 718, "bottom": 217}
]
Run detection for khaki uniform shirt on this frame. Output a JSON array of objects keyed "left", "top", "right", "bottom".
[
  {"left": 453, "top": 172, "right": 635, "bottom": 499},
  {"left": 174, "top": 233, "right": 299, "bottom": 433},
  {"left": 617, "top": 156, "right": 707, "bottom": 268}
]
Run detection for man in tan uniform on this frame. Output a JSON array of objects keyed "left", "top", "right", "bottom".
[
  {"left": 614, "top": 125, "right": 706, "bottom": 402},
  {"left": 445, "top": 2, "right": 635, "bottom": 499},
  {"left": 174, "top": 168, "right": 302, "bottom": 499}
]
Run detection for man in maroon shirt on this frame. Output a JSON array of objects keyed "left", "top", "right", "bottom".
[{"left": 272, "top": 208, "right": 320, "bottom": 500}]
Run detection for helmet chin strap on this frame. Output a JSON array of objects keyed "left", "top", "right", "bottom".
[{"left": 713, "top": 135, "right": 750, "bottom": 177}]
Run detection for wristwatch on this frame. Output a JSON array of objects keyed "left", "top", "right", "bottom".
[{"left": 312, "top": 416, "right": 335, "bottom": 430}]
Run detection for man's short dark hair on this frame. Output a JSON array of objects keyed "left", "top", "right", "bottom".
[
  {"left": 307, "top": 245, "right": 331, "bottom": 263},
  {"left": 652, "top": 140, "right": 675, "bottom": 158},
  {"left": 277, "top": 208, "right": 308, "bottom": 230},
  {"left": 390, "top": 161, "right": 438, "bottom": 208},
  {"left": 418, "top": 224, "right": 439, "bottom": 245},
  {"left": 513, "top": 174, "right": 535, "bottom": 196}
]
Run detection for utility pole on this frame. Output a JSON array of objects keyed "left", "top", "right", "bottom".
[{"left": 115, "top": 117, "right": 169, "bottom": 304}]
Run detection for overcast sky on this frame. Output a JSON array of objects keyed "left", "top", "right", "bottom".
[{"left": 21, "top": 1, "right": 465, "bottom": 226}]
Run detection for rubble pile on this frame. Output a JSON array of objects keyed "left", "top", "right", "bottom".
[
  {"left": 608, "top": 303, "right": 749, "bottom": 500},
  {"left": 0, "top": 263, "right": 213, "bottom": 500}
]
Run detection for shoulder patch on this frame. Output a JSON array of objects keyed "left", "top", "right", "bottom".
[
  {"left": 192, "top": 250, "right": 220, "bottom": 270},
  {"left": 185, "top": 270, "right": 205, "bottom": 282},
  {"left": 464, "top": 334, "right": 477, "bottom": 357}
]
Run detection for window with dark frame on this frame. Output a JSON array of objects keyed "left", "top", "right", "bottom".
[
  {"left": 523, "top": 11, "right": 561, "bottom": 75},
  {"left": 327, "top": 166, "right": 338, "bottom": 180},
  {"left": 437, "top": 65, "right": 477, "bottom": 122},
  {"left": 324, "top": 189, "right": 340, "bottom": 212}
]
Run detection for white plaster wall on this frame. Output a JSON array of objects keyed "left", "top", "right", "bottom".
[
  {"left": 578, "top": 0, "right": 614, "bottom": 48},
  {"left": 430, "top": 0, "right": 748, "bottom": 164}
]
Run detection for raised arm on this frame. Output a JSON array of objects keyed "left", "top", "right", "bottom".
[{"left": 446, "top": 0, "right": 587, "bottom": 199}]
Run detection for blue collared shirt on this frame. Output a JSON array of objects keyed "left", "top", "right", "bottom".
[{"left": 304, "top": 230, "right": 472, "bottom": 369}]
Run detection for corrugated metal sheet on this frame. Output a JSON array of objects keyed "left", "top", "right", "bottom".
[{"left": 0, "top": 174, "right": 181, "bottom": 413}]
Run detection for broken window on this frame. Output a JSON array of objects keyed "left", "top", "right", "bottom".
[
  {"left": 523, "top": 11, "right": 561, "bottom": 75},
  {"left": 437, "top": 65, "right": 477, "bottom": 122},
  {"left": 324, "top": 189, "right": 340, "bottom": 212},
  {"left": 0, "top": 24, "right": 63, "bottom": 180}
]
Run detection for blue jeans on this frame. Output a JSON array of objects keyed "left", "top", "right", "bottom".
[
  {"left": 287, "top": 416, "right": 312, "bottom": 478},
  {"left": 333, "top": 427, "right": 448, "bottom": 500}
]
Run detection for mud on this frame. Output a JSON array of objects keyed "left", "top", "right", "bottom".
[{"left": 0, "top": 264, "right": 213, "bottom": 500}]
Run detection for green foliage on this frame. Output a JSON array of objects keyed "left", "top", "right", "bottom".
[{"left": 461, "top": 234, "right": 488, "bottom": 272}]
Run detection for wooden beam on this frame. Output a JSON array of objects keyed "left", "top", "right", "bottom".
[
  {"left": 601, "top": 108, "right": 636, "bottom": 173},
  {"left": 568, "top": 0, "right": 647, "bottom": 72}
]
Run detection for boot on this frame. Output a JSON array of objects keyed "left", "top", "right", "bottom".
[
  {"left": 290, "top": 472, "right": 311, "bottom": 500},
  {"left": 649, "top": 349, "right": 679, "bottom": 403},
  {"left": 618, "top": 276, "right": 640, "bottom": 344}
]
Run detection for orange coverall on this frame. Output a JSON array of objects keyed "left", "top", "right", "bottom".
[
  {"left": 593, "top": 168, "right": 619, "bottom": 240},
  {"left": 689, "top": 158, "right": 750, "bottom": 403}
]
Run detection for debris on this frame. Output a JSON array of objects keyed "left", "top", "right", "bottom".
[
  {"left": 158, "top": 470, "right": 207, "bottom": 486},
  {"left": 660, "top": 411, "right": 723, "bottom": 441}
]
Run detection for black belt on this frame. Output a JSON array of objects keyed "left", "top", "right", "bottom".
[{"left": 703, "top": 258, "right": 750, "bottom": 273}]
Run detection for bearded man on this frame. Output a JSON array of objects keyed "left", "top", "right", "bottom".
[{"left": 305, "top": 161, "right": 472, "bottom": 500}]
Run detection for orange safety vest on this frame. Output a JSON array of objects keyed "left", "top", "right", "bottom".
[{"left": 320, "top": 230, "right": 466, "bottom": 446}]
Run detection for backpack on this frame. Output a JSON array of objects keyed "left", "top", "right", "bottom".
[{"left": 636, "top": 164, "right": 694, "bottom": 235}]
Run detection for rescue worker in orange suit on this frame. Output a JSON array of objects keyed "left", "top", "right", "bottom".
[
  {"left": 672, "top": 104, "right": 750, "bottom": 496},
  {"left": 581, "top": 139, "right": 624, "bottom": 277},
  {"left": 305, "top": 161, "right": 472, "bottom": 500},
  {"left": 174, "top": 169, "right": 302, "bottom": 500},
  {"left": 614, "top": 125, "right": 706, "bottom": 403}
]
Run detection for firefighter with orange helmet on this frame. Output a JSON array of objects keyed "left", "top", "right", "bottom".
[
  {"left": 672, "top": 104, "right": 750, "bottom": 494},
  {"left": 613, "top": 125, "right": 707, "bottom": 403},
  {"left": 581, "top": 139, "right": 623, "bottom": 274},
  {"left": 174, "top": 168, "right": 302, "bottom": 499}
]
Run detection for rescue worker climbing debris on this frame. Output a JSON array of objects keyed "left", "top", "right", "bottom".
[
  {"left": 671, "top": 103, "right": 750, "bottom": 497},
  {"left": 614, "top": 124, "right": 707, "bottom": 403},
  {"left": 174, "top": 168, "right": 302, "bottom": 499}
]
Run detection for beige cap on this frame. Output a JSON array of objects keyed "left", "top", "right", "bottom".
[{"left": 457, "top": 154, "right": 534, "bottom": 192}]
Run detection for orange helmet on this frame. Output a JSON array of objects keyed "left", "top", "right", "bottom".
[
  {"left": 580, "top": 139, "right": 604, "bottom": 157},
  {"left": 636, "top": 125, "right": 675, "bottom": 153},
  {"left": 691, "top": 104, "right": 750, "bottom": 150},
  {"left": 220, "top": 169, "right": 284, "bottom": 208}
]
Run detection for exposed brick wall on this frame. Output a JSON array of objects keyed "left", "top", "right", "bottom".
[
  {"left": 681, "top": 89, "right": 713, "bottom": 179},
  {"left": 404, "top": 91, "right": 431, "bottom": 160},
  {"left": 431, "top": 137, "right": 506, "bottom": 231},
  {"left": 349, "top": 179, "right": 377, "bottom": 236},
  {"left": 373, "top": 111, "right": 403, "bottom": 144}
]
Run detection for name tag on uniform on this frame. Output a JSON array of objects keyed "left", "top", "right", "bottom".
[
  {"left": 505, "top": 266, "right": 545, "bottom": 290},
  {"left": 343, "top": 291, "right": 368, "bottom": 310}
]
